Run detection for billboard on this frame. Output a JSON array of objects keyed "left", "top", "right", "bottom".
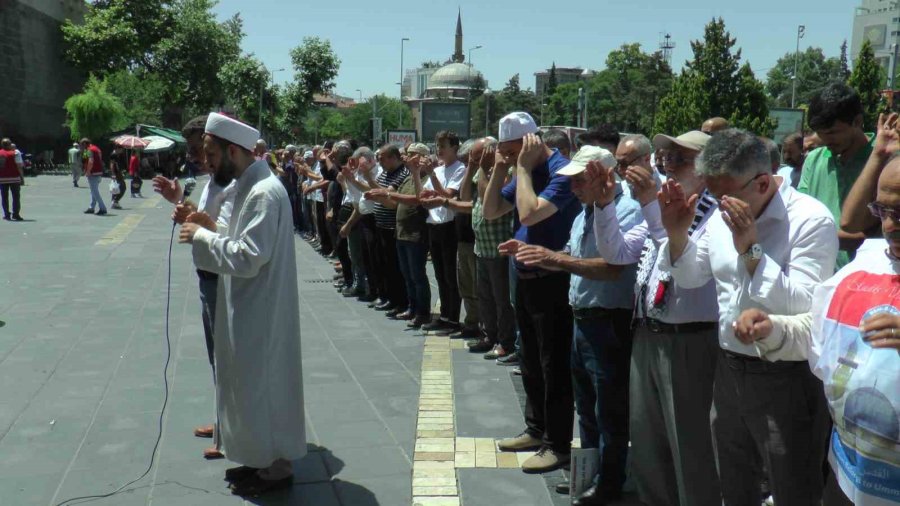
[
  {"left": 387, "top": 130, "right": 417, "bottom": 148},
  {"left": 769, "top": 108, "right": 805, "bottom": 144},
  {"left": 420, "top": 102, "right": 471, "bottom": 142}
]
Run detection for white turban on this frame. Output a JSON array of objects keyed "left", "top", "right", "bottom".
[{"left": 204, "top": 113, "right": 259, "bottom": 151}]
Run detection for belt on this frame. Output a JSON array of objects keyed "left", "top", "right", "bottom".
[
  {"left": 196, "top": 269, "right": 218, "bottom": 280},
  {"left": 572, "top": 306, "right": 615, "bottom": 320},
  {"left": 721, "top": 349, "right": 806, "bottom": 373},
  {"left": 635, "top": 318, "right": 717, "bottom": 334},
  {"left": 517, "top": 269, "right": 555, "bottom": 280}
]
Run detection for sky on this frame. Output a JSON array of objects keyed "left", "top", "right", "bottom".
[{"left": 212, "top": 0, "right": 857, "bottom": 100}]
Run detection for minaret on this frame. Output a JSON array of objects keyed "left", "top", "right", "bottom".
[{"left": 452, "top": 8, "right": 464, "bottom": 63}]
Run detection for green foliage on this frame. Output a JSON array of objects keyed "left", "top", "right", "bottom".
[
  {"left": 290, "top": 37, "right": 342, "bottom": 106},
  {"left": 546, "top": 62, "right": 558, "bottom": 96},
  {"left": 765, "top": 47, "right": 842, "bottom": 108},
  {"left": 218, "top": 55, "right": 277, "bottom": 126},
  {"left": 102, "top": 70, "right": 165, "bottom": 126},
  {"left": 654, "top": 17, "right": 775, "bottom": 136},
  {"left": 420, "top": 60, "right": 443, "bottom": 69},
  {"left": 849, "top": 39, "right": 886, "bottom": 130},
  {"left": 839, "top": 40, "right": 851, "bottom": 81},
  {"left": 300, "top": 96, "right": 413, "bottom": 145},
  {"left": 64, "top": 76, "right": 127, "bottom": 140}
]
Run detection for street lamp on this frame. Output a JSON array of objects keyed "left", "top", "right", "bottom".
[
  {"left": 483, "top": 88, "right": 492, "bottom": 136},
  {"left": 258, "top": 65, "right": 285, "bottom": 137},
  {"left": 790, "top": 25, "right": 805, "bottom": 109},
  {"left": 400, "top": 37, "right": 410, "bottom": 128},
  {"left": 468, "top": 45, "right": 482, "bottom": 100},
  {"left": 355, "top": 89, "right": 363, "bottom": 104}
]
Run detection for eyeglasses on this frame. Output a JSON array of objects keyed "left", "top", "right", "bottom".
[
  {"left": 616, "top": 153, "right": 645, "bottom": 169},
  {"left": 661, "top": 153, "right": 697, "bottom": 167},
  {"left": 739, "top": 173, "right": 767, "bottom": 191},
  {"left": 868, "top": 202, "right": 900, "bottom": 221}
]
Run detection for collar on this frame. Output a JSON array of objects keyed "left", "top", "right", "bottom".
[
  {"left": 820, "top": 133, "right": 875, "bottom": 163},
  {"left": 755, "top": 177, "right": 791, "bottom": 224}
]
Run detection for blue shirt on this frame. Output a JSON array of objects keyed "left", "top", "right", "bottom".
[
  {"left": 567, "top": 185, "right": 642, "bottom": 309},
  {"left": 501, "top": 149, "right": 580, "bottom": 271}
]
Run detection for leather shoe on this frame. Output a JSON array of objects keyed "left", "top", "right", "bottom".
[
  {"left": 555, "top": 482, "right": 570, "bottom": 495},
  {"left": 394, "top": 310, "right": 415, "bottom": 321},
  {"left": 467, "top": 339, "right": 493, "bottom": 353},
  {"left": 573, "top": 485, "right": 619, "bottom": 506},
  {"left": 386, "top": 307, "right": 408, "bottom": 318},
  {"left": 375, "top": 301, "right": 394, "bottom": 311},
  {"left": 407, "top": 315, "right": 430, "bottom": 328}
]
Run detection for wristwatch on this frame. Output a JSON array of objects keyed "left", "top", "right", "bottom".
[{"left": 739, "top": 243, "right": 763, "bottom": 263}]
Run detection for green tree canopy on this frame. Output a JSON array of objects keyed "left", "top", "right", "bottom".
[
  {"left": 102, "top": 70, "right": 165, "bottom": 126},
  {"left": 848, "top": 38, "right": 886, "bottom": 130},
  {"left": 765, "top": 47, "right": 842, "bottom": 108},
  {"left": 654, "top": 17, "right": 775, "bottom": 136},
  {"left": 64, "top": 76, "right": 127, "bottom": 140}
]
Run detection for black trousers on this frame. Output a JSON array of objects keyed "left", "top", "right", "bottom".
[
  {"left": 315, "top": 201, "right": 332, "bottom": 255},
  {"left": 336, "top": 205, "right": 353, "bottom": 284},
  {"left": 428, "top": 222, "right": 461, "bottom": 323},
  {"left": 0, "top": 183, "right": 21, "bottom": 217},
  {"left": 516, "top": 271, "right": 574, "bottom": 453},
  {"left": 375, "top": 226, "right": 408, "bottom": 310},
  {"left": 359, "top": 214, "right": 380, "bottom": 298},
  {"left": 113, "top": 176, "right": 126, "bottom": 203}
]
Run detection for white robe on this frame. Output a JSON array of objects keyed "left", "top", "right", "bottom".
[{"left": 191, "top": 160, "right": 306, "bottom": 468}]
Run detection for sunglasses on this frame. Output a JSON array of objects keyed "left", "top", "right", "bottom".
[
  {"left": 661, "top": 153, "right": 697, "bottom": 167},
  {"left": 868, "top": 202, "right": 900, "bottom": 221}
]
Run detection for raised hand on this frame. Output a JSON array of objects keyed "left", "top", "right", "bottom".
[
  {"left": 515, "top": 244, "right": 558, "bottom": 269},
  {"left": 152, "top": 175, "right": 182, "bottom": 204},
  {"left": 624, "top": 165, "right": 657, "bottom": 206},
  {"left": 178, "top": 222, "right": 200, "bottom": 244},
  {"left": 732, "top": 308, "right": 773, "bottom": 344},
  {"left": 584, "top": 160, "right": 617, "bottom": 207},
  {"left": 658, "top": 180, "right": 698, "bottom": 237},
  {"left": 172, "top": 202, "right": 197, "bottom": 224},
  {"left": 185, "top": 211, "right": 216, "bottom": 231},
  {"left": 498, "top": 239, "right": 526, "bottom": 257},
  {"left": 517, "top": 133, "right": 544, "bottom": 172},
  {"left": 875, "top": 112, "right": 900, "bottom": 157},
  {"left": 720, "top": 195, "right": 758, "bottom": 255}
]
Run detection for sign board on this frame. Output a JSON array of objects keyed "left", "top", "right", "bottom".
[
  {"left": 420, "top": 102, "right": 471, "bottom": 142},
  {"left": 387, "top": 130, "right": 417, "bottom": 148},
  {"left": 769, "top": 108, "right": 805, "bottom": 144}
]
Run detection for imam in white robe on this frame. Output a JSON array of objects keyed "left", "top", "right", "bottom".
[{"left": 191, "top": 160, "right": 306, "bottom": 468}]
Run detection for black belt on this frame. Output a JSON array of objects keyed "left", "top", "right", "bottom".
[
  {"left": 635, "top": 318, "right": 717, "bottom": 334},
  {"left": 721, "top": 349, "right": 806, "bottom": 373},
  {"left": 572, "top": 306, "right": 615, "bottom": 320},
  {"left": 196, "top": 269, "right": 218, "bottom": 280}
]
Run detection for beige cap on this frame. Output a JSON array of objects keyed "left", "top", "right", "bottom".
[
  {"left": 557, "top": 146, "right": 617, "bottom": 177},
  {"left": 652, "top": 130, "right": 710, "bottom": 152},
  {"left": 406, "top": 143, "right": 430, "bottom": 156}
]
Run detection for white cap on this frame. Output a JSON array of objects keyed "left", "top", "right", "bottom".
[
  {"left": 303, "top": 150, "right": 314, "bottom": 158},
  {"left": 498, "top": 112, "right": 538, "bottom": 143},
  {"left": 652, "top": 130, "right": 710, "bottom": 152},
  {"left": 558, "top": 146, "right": 617, "bottom": 177},
  {"left": 285, "top": 144, "right": 297, "bottom": 152},
  {"left": 406, "top": 143, "right": 430, "bottom": 156},
  {"left": 204, "top": 112, "right": 259, "bottom": 152}
]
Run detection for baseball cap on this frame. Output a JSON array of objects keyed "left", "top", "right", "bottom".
[
  {"left": 406, "top": 143, "right": 430, "bottom": 156},
  {"left": 557, "top": 146, "right": 617, "bottom": 177},
  {"left": 652, "top": 130, "right": 710, "bottom": 152},
  {"left": 285, "top": 144, "right": 297, "bottom": 152},
  {"left": 498, "top": 112, "right": 539, "bottom": 143}
]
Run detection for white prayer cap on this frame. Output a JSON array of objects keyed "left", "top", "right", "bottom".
[
  {"left": 204, "top": 113, "right": 259, "bottom": 151},
  {"left": 303, "top": 150, "right": 314, "bottom": 158},
  {"left": 498, "top": 112, "right": 538, "bottom": 143},
  {"left": 285, "top": 144, "right": 298, "bottom": 152},
  {"left": 558, "top": 146, "right": 616, "bottom": 177}
]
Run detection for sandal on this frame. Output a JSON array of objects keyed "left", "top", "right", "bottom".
[
  {"left": 203, "top": 447, "right": 224, "bottom": 459},
  {"left": 193, "top": 424, "right": 214, "bottom": 438}
]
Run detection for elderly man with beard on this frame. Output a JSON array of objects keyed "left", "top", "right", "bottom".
[
  {"left": 178, "top": 113, "right": 305, "bottom": 496},
  {"left": 151, "top": 115, "right": 237, "bottom": 460}
]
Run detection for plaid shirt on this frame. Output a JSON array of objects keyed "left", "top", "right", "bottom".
[{"left": 473, "top": 196, "right": 512, "bottom": 259}]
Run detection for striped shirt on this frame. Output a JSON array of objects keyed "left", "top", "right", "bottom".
[{"left": 374, "top": 165, "right": 410, "bottom": 229}]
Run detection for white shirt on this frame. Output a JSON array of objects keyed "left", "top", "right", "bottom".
[
  {"left": 68, "top": 148, "right": 80, "bottom": 165},
  {"left": 354, "top": 165, "right": 382, "bottom": 215},
  {"left": 777, "top": 164, "right": 801, "bottom": 189},
  {"left": 423, "top": 160, "right": 466, "bottom": 224},
  {"left": 310, "top": 162, "right": 325, "bottom": 203},
  {"left": 594, "top": 198, "right": 719, "bottom": 324},
  {"left": 13, "top": 150, "right": 22, "bottom": 167},
  {"left": 659, "top": 178, "right": 838, "bottom": 356},
  {"left": 197, "top": 178, "right": 236, "bottom": 232}
]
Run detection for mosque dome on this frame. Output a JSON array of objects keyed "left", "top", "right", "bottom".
[
  {"left": 426, "top": 63, "right": 482, "bottom": 95},
  {"left": 844, "top": 387, "right": 900, "bottom": 445}
]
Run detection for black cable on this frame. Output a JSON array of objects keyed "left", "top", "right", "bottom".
[{"left": 55, "top": 221, "right": 176, "bottom": 506}]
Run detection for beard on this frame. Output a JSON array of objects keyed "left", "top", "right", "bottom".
[{"left": 213, "top": 151, "right": 238, "bottom": 186}]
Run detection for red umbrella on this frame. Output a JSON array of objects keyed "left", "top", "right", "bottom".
[{"left": 114, "top": 135, "right": 150, "bottom": 149}]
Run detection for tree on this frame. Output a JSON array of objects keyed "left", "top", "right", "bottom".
[
  {"left": 420, "top": 60, "right": 443, "bottom": 69},
  {"left": 654, "top": 18, "right": 775, "bottom": 136},
  {"left": 546, "top": 62, "right": 559, "bottom": 96},
  {"left": 103, "top": 70, "right": 165, "bottom": 126},
  {"left": 64, "top": 76, "right": 127, "bottom": 140},
  {"left": 289, "top": 37, "right": 341, "bottom": 107},
  {"left": 848, "top": 38, "right": 886, "bottom": 130},
  {"left": 496, "top": 74, "right": 540, "bottom": 120},
  {"left": 765, "top": 47, "right": 842, "bottom": 108},
  {"left": 840, "top": 40, "right": 850, "bottom": 81},
  {"left": 218, "top": 54, "right": 279, "bottom": 130}
]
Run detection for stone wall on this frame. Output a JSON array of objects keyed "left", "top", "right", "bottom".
[{"left": 0, "top": 0, "right": 86, "bottom": 161}]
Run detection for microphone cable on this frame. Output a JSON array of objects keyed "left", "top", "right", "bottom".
[{"left": 54, "top": 220, "right": 176, "bottom": 506}]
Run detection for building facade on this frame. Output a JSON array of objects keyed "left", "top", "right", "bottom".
[
  {"left": 851, "top": 0, "right": 900, "bottom": 71},
  {"left": 0, "top": 0, "right": 87, "bottom": 161},
  {"left": 534, "top": 67, "right": 594, "bottom": 98}
]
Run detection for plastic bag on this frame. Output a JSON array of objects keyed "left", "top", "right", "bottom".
[{"left": 109, "top": 179, "right": 120, "bottom": 195}]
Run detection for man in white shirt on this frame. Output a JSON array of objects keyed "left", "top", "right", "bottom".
[
  {"left": 420, "top": 130, "right": 467, "bottom": 331},
  {"left": 593, "top": 130, "right": 722, "bottom": 505},
  {"left": 68, "top": 143, "right": 81, "bottom": 187},
  {"left": 659, "top": 128, "right": 838, "bottom": 505},
  {"left": 344, "top": 147, "right": 383, "bottom": 303}
]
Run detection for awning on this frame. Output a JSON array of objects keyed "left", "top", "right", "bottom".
[{"left": 137, "top": 125, "right": 186, "bottom": 146}]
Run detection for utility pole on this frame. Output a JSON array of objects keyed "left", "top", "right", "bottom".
[
  {"left": 791, "top": 25, "right": 805, "bottom": 109},
  {"left": 400, "top": 37, "right": 409, "bottom": 128}
]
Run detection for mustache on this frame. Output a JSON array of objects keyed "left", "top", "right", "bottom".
[{"left": 887, "top": 231, "right": 900, "bottom": 242}]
